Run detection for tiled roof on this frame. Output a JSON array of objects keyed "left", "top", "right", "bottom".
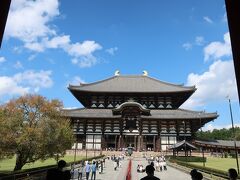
[
  {"left": 169, "top": 140, "right": 197, "bottom": 150},
  {"left": 195, "top": 140, "right": 240, "bottom": 147},
  {"left": 68, "top": 75, "right": 196, "bottom": 93},
  {"left": 62, "top": 108, "right": 217, "bottom": 119}
]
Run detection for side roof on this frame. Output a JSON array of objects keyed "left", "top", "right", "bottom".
[
  {"left": 68, "top": 75, "right": 196, "bottom": 93},
  {"left": 195, "top": 140, "right": 240, "bottom": 148}
]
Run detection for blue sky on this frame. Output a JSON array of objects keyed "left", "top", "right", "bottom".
[{"left": 0, "top": 0, "right": 239, "bottom": 131}]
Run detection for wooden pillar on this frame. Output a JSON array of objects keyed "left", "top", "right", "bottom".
[
  {"left": 137, "top": 136, "right": 141, "bottom": 151},
  {"left": 153, "top": 136, "right": 156, "bottom": 152},
  {"left": 101, "top": 135, "right": 106, "bottom": 151},
  {"left": 115, "top": 135, "right": 118, "bottom": 150},
  {"left": 155, "top": 136, "right": 161, "bottom": 152},
  {"left": 84, "top": 134, "right": 87, "bottom": 150},
  {"left": 134, "top": 136, "right": 137, "bottom": 151},
  {"left": 118, "top": 135, "right": 122, "bottom": 150}
]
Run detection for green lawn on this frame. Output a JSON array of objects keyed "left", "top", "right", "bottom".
[
  {"left": 0, "top": 155, "right": 86, "bottom": 172},
  {"left": 189, "top": 157, "right": 240, "bottom": 172}
]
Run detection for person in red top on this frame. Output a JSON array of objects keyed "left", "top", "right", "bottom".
[{"left": 141, "top": 165, "right": 160, "bottom": 180}]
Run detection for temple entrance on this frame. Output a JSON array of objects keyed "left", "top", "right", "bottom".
[
  {"left": 125, "top": 135, "right": 136, "bottom": 150},
  {"left": 146, "top": 136, "right": 154, "bottom": 151}
]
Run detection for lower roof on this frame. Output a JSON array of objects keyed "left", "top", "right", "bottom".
[
  {"left": 194, "top": 140, "right": 240, "bottom": 148},
  {"left": 62, "top": 108, "right": 217, "bottom": 120}
]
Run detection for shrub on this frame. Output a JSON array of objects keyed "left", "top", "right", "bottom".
[{"left": 168, "top": 156, "right": 206, "bottom": 162}]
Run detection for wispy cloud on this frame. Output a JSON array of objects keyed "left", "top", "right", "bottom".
[
  {"left": 106, "top": 47, "right": 118, "bottom": 55},
  {"left": 203, "top": 16, "right": 213, "bottom": 23},
  {"left": 0, "top": 56, "right": 6, "bottom": 63},
  {"left": 182, "top": 43, "right": 192, "bottom": 50},
  {"left": 183, "top": 36, "right": 205, "bottom": 51},
  {"left": 222, "top": 13, "right": 227, "bottom": 23},
  {"left": 14, "top": 61, "right": 23, "bottom": 69},
  {"left": 70, "top": 76, "right": 86, "bottom": 85},
  {"left": 195, "top": 36, "right": 205, "bottom": 46}
]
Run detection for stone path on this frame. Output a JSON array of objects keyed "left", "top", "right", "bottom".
[
  {"left": 71, "top": 157, "right": 192, "bottom": 180},
  {"left": 131, "top": 157, "right": 191, "bottom": 180}
]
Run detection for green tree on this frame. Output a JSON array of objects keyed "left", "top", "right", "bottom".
[
  {"left": 196, "top": 127, "right": 236, "bottom": 140},
  {"left": 0, "top": 94, "right": 74, "bottom": 171}
]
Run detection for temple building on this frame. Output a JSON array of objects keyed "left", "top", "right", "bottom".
[{"left": 63, "top": 71, "right": 218, "bottom": 152}]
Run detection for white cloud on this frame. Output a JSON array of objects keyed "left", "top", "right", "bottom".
[
  {"left": 106, "top": 47, "right": 118, "bottom": 55},
  {"left": 183, "top": 36, "right": 205, "bottom": 50},
  {"left": 67, "top": 40, "right": 100, "bottom": 57},
  {"left": 0, "top": 70, "right": 53, "bottom": 97},
  {"left": 0, "top": 57, "right": 6, "bottom": 63},
  {"left": 14, "top": 61, "right": 23, "bottom": 69},
  {"left": 182, "top": 60, "right": 237, "bottom": 108},
  {"left": 5, "top": 0, "right": 103, "bottom": 68},
  {"left": 204, "top": 32, "right": 232, "bottom": 61},
  {"left": 195, "top": 36, "right": 205, "bottom": 46},
  {"left": 182, "top": 43, "right": 192, "bottom": 50},
  {"left": 70, "top": 76, "right": 85, "bottom": 85},
  {"left": 0, "top": 76, "right": 29, "bottom": 97},
  {"left": 203, "top": 16, "right": 213, "bottom": 23},
  {"left": 70, "top": 54, "right": 99, "bottom": 68},
  {"left": 5, "top": 0, "right": 59, "bottom": 43}
]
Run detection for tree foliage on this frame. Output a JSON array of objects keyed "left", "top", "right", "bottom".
[
  {"left": 0, "top": 94, "right": 74, "bottom": 171},
  {"left": 196, "top": 127, "right": 240, "bottom": 141}
]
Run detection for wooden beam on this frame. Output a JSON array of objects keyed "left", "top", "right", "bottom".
[
  {"left": 225, "top": 0, "right": 240, "bottom": 103},
  {"left": 0, "top": 0, "right": 11, "bottom": 48}
]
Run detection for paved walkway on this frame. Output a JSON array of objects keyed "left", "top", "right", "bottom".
[
  {"left": 71, "top": 157, "right": 192, "bottom": 180},
  {"left": 131, "top": 157, "right": 191, "bottom": 180}
]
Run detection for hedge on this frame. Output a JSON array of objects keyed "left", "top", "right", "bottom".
[{"left": 169, "top": 156, "right": 206, "bottom": 163}]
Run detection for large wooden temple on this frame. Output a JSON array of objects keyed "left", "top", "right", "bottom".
[{"left": 63, "top": 71, "right": 218, "bottom": 152}]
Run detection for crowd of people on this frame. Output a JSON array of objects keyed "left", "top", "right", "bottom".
[
  {"left": 70, "top": 158, "right": 106, "bottom": 180},
  {"left": 46, "top": 158, "right": 107, "bottom": 180},
  {"left": 108, "top": 154, "right": 124, "bottom": 171},
  {"left": 146, "top": 155, "right": 167, "bottom": 172},
  {"left": 46, "top": 155, "right": 239, "bottom": 180}
]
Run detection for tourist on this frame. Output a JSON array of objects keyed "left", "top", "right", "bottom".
[
  {"left": 85, "top": 161, "right": 91, "bottom": 180},
  {"left": 139, "top": 165, "right": 144, "bottom": 173},
  {"left": 71, "top": 164, "right": 79, "bottom": 179},
  {"left": 78, "top": 161, "right": 84, "bottom": 180},
  {"left": 141, "top": 165, "right": 160, "bottom": 180},
  {"left": 155, "top": 161, "right": 160, "bottom": 172},
  {"left": 228, "top": 168, "right": 238, "bottom": 180},
  {"left": 46, "top": 160, "right": 71, "bottom": 180},
  {"left": 137, "top": 164, "right": 140, "bottom": 172},
  {"left": 98, "top": 160, "right": 102, "bottom": 174},
  {"left": 162, "top": 160, "right": 167, "bottom": 171},
  {"left": 91, "top": 161, "right": 97, "bottom": 180},
  {"left": 114, "top": 159, "right": 118, "bottom": 170}
]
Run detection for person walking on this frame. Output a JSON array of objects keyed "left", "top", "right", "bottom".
[
  {"left": 91, "top": 161, "right": 97, "bottom": 180},
  {"left": 85, "top": 161, "right": 91, "bottom": 180},
  {"left": 78, "top": 161, "right": 84, "bottom": 180}
]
